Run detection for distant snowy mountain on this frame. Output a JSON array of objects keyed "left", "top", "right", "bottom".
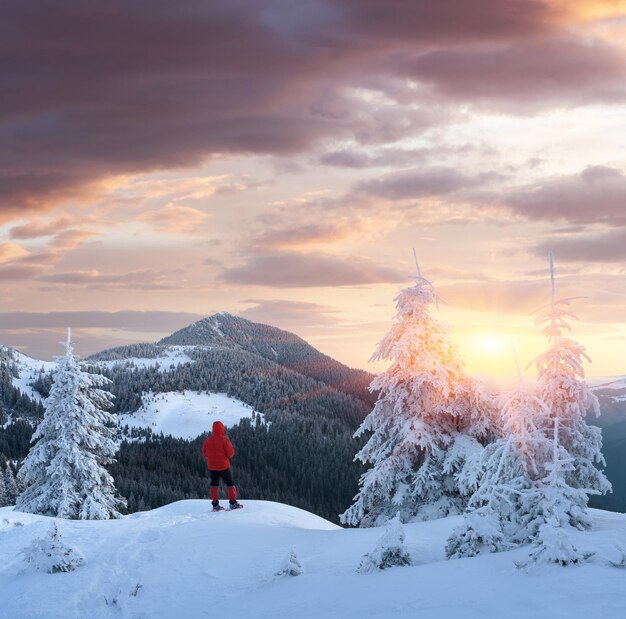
[
  {"left": 2, "top": 500, "right": 625, "bottom": 619},
  {"left": 158, "top": 312, "right": 375, "bottom": 404}
]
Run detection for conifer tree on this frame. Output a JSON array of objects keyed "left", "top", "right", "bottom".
[
  {"left": 0, "top": 466, "right": 7, "bottom": 507},
  {"left": 341, "top": 257, "right": 494, "bottom": 527},
  {"left": 357, "top": 513, "right": 412, "bottom": 572},
  {"left": 447, "top": 386, "right": 550, "bottom": 557},
  {"left": 530, "top": 252, "right": 610, "bottom": 498},
  {"left": 449, "top": 254, "right": 610, "bottom": 563},
  {"left": 15, "top": 329, "right": 125, "bottom": 519},
  {"left": 3, "top": 463, "right": 19, "bottom": 506}
]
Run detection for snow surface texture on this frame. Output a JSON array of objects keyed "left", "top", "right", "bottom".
[
  {"left": 1, "top": 501, "right": 625, "bottom": 619},
  {"left": 118, "top": 391, "right": 262, "bottom": 439}
]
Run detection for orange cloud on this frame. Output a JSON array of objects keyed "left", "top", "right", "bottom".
[
  {"left": 0, "top": 242, "right": 29, "bottom": 263},
  {"left": 137, "top": 206, "right": 211, "bottom": 234}
]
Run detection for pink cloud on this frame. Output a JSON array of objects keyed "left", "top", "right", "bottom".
[
  {"left": 221, "top": 251, "right": 406, "bottom": 288},
  {"left": 0, "top": 0, "right": 585, "bottom": 216}
]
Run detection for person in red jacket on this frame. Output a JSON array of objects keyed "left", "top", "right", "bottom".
[{"left": 202, "top": 421, "right": 242, "bottom": 511}]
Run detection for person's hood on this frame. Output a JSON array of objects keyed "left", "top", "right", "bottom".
[{"left": 212, "top": 421, "right": 225, "bottom": 435}]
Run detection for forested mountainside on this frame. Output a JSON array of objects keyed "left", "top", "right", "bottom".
[
  {"left": 163, "top": 313, "right": 375, "bottom": 407},
  {"left": 589, "top": 384, "right": 626, "bottom": 514},
  {"left": 0, "top": 315, "right": 374, "bottom": 523}
]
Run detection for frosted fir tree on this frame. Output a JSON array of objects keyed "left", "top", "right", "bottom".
[
  {"left": 21, "top": 523, "right": 85, "bottom": 573},
  {"left": 15, "top": 329, "right": 125, "bottom": 519},
  {"left": 0, "top": 467, "right": 6, "bottom": 507},
  {"left": 3, "top": 463, "right": 19, "bottom": 506},
  {"left": 341, "top": 255, "right": 494, "bottom": 527},
  {"left": 447, "top": 386, "right": 551, "bottom": 558},
  {"left": 524, "top": 442, "right": 592, "bottom": 566},
  {"left": 518, "top": 253, "right": 609, "bottom": 566},
  {"left": 530, "top": 252, "right": 610, "bottom": 500},
  {"left": 275, "top": 549, "right": 304, "bottom": 577},
  {"left": 357, "top": 513, "right": 412, "bottom": 573}
]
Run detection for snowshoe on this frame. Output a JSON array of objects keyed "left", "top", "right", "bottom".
[
  {"left": 212, "top": 504, "right": 225, "bottom": 512},
  {"left": 229, "top": 502, "right": 243, "bottom": 510}
]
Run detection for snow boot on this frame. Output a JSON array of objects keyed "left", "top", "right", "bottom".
[
  {"left": 229, "top": 501, "right": 243, "bottom": 510},
  {"left": 212, "top": 499, "right": 223, "bottom": 512}
]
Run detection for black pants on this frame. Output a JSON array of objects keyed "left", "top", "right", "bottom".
[{"left": 210, "top": 468, "right": 235, "bottom": 488}]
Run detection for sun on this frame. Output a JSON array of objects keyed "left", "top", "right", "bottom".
[{"left": 476, "top": 335, "right": 507, "bottom": 356}]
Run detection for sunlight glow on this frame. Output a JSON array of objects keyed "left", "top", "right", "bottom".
[{"left": 472, "top": 334, "right": 509, "bottom": 357}]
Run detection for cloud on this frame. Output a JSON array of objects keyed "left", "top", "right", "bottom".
[
  {"left": 439, "top": 280, "right": 548, "bottom": 314},
  {"left": 324, "top": 0, "right": 557, "bottom": 45},
  {"left": 253, "top": 217, "right": 381, "bottom": 250},
  {"left": 0, "top": 310, "right": 204, "bottom": 332},
  {"left": 506, "top": 166, "right": 626, "bottom": 225},
  {"left": 354, "top": 167, "right": 483, "bottom": 200},
  {"left": 221, "top": 251, "right": 406, "bottom": 287},
  {"left": 0, "top": 310, "right": 205, "bottom": 359},
  {"left": 37, "top": 268, "right": 187, "bottom": 290},
  {"left": 403, "top": 37, "right": 626, "bottom": 110},
  {"left": 49, "top": 228, "right": 100, "bottom": 251},
  {"left": 255, "top": 222, "right": 353, "bottom": 249},
  {"left": 0, "top": 243, "right": 29, "bottom": 263},
  {"left": 439, "top": 272, "right": 626, "bottom": 323},
  {"left": 318, "top": 144, "right": 477, "bottom": 169},
  {"left": 240, "top": 299, "right": 340, "bottom": 329},
  {"left": 138, "top": 206, "right": 211, "bottom": 234},
  {"left": 9, "top": 217, "right": 73, "bottom": 239},
  {"left": 0, "top": 265, "right": 44, "bottom": 280},
  {"left": 0, "top": 0, "right": 578, "bottom": 214},
  {"left": 536, "top": 228, "right": 626, "bottom": 262}
]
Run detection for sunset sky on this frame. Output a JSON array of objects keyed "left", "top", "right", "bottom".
[{"left": 2, "top": 1, "right": 626, "bottom": 378}]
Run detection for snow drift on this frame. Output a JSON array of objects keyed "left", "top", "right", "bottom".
[{"left": 1, "top": 501, "right": 625, "bottom": 619}]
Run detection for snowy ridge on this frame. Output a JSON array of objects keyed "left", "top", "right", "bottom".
[
  {"left": 1, "top": 501, "right": 625, "bottom": 619},
  {"left": 93, "top": 345, "right": 194, "bottom": 371},
  {"left": 118, "top": 391, "right": 262, "bottom": 439},
  {"left": 1, "top": 346, "right": 55, "bottom": 402}
]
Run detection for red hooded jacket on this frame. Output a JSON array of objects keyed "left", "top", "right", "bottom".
[{"left": 202, "top": 421, "right": 235, "bottom": 471}]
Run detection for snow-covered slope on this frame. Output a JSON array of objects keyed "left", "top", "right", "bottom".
[
  {"left": 0, "top": 345, "right": 55, "bottom": 402},
  {"left": 2, "top": 501, "right": 625, "bottom": 619},
  {"left": 93, "top": 346, "right": 194, "bottom": 372},
  {"left": 118, "top": 391, "right": 262, "bottom": 439},
  {"left": 591, "top": 376, "right": 626, "bottom": 390}
]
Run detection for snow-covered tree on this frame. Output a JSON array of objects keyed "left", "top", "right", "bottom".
[
  {"left": 530, "top": 252, "right": 610, "bottom": 498},
  {"left": 341, "top": 260, "right": 494, "bottom": 527},
  {"left": 275, "top": 549, "right": 304, "bottom": 577},
  {"left": 529, "top": 253, "right": 610, "bottom": 500},
  {"left": 524, "top": 447, "right": 592, "bottom": 566},
  {"left": 3, "top": 463, "right": 19, "bottom": 506},
  {"left": 0, "top": 467, "right": 7, "bottom": 507},
  {"left": 21, "top": 523, "right": 85, "bottom": 573},
  {"left": 446, "top": 506, "right": 504, "bottom": 559},
  {"left": 519, "top": 253, "right": 609, "bottom": 565},
  {"left": 357, "top": 513, "right": 412, "bottom": 573},
  {"left": 447, "top": 386, "right": 548, "bottom": 557},
  {"left": 449, "top": 255, "right": 610, "bottom": 564},
  {"left": 15, "top": 329, "right": 125, "bottom": 519}
]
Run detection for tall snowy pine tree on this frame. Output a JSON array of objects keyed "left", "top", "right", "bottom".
[
  {"left": 523, "top": 253, "right": 610, "bottom": 564},
  {"left": 15, "top": 329, "right": 125, "bottom": 519},
  {"left": 341, "top": 259, "right": 494, "bottom": 527},
  {"left": 531, "top": 253, "right": 610, "bottom": 498}
]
